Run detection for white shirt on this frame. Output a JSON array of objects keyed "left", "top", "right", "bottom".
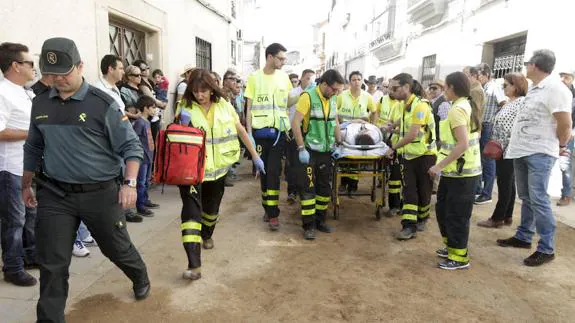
[
  {"left": 176, "top": 81, "right": 188, "bottom": 96},
  {"left": 0, "top": 78, "right": 34, "bottom": 176},
  {"left": 506, "top": 75, "right": 572, "bottom": 159},
  {"left": 370, "top": 90, "right": 384, "bottom": 104},
  {"left": 288, "top": 86, "right": 304, "bottom": 123},
  {"left": 94, "top": 77, "right": 126, "bottom": 115}
]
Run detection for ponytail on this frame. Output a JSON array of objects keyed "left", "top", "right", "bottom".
[
  {"left": 468, "top": 98, "right": 482, "bottom": 133},
  {"left": 411, "top": 79, "right": 424, "bottom": 98}
]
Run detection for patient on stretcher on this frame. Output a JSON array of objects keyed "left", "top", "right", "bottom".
[{"left": 335, "top": 121, "right": 393, "bottom": 158}]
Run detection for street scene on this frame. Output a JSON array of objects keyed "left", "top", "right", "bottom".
[{"left": 2, "top": 0, "right": 575, "bottom": 322}]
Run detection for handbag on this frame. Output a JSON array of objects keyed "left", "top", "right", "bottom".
[{"left": 483, "top": 139, "right": 503, "bottom": 160}]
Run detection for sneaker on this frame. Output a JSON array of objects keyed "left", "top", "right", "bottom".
[
  {"left": 203, "top": 238, "right": 214, "bottom": 250},
  {"left": 3, "top": 271, "right": 37, "bottom": 286},
  {"left": 182, "top": 268, "right": 202, "bottom": 280},
  {"left": 262, "top": 213, "right": 269, "bottom": 222},
  {"left": 474, "top": 195, "right": 492, "bottom": 205},
  {"left": 438, "top": 259, "right": 470, "bottom": 270},
  {"left": 496, "top": 236, "right": 532, "bottom": 249},
  {"left": 523, "top": 251, "right": 555, "bottom": 267},
  {"left": 287, "top": 193, "right": 297, "bottom": 204},
  {"left": 557, "top": 196, "right": 571, "bottom": 206},
  {"left": 316, "top": 222, "right": 333, "bottom": 233},
  {"left": 81, "top": 235, "right": 97, "bottom": 246},
  {"left": 137, "top": 208, "right": 155, "bottom": 217},
  {"left": 395, "top": 227, "right": 417, "bottom": 240},
  {"left": 303, "top": 228, "right": 316, "bottom": 240},
  {"left": 416, "top": 221, "right": 427, "bottom": 232},
  {"left": 436, "top": 247, "right": 448, "bottom": 258},
  {"left": 126, "top": 210, "right": 143, "bottom": 223},
  {"left": 72, "top": 240, "right": 90, "bottom": 257},
  {"left": 477, "top": 218, "right": 503, "bottom": 228},
  {"left": 144, "top": 201, "right": 160, "bottom": 209},
  {"left": 268, "top": 217, "right": 280, "bottom": 231}
]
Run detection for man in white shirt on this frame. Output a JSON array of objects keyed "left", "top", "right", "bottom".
[
  {"left": 286, "top": 69, "right": 315, "bottom": 203},
  {"left": 366, "top": 75, "right": 384, "bottom": 103},
  {"left": 94, "top": 54, "right": 125, "bottom": 114},
  {"left": 0, "top": 42, "right": 37, "bottom": 286},
  {"left": 498, "top": 49, "right": 573, "bottom": 266}
]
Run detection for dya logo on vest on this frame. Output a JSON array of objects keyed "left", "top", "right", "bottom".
[{"left": 256, "top": 95, "right": 270, "bottom": 103}]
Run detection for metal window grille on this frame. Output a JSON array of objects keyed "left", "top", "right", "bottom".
[
  {"left": 109, "top": 22, "right": 146, "bottom": 66},
  {"left": 492, "top": 35, "right": 526, "bottom": 79},
  {"left": 196, "top": 37, "right": 212, "bottom": 70},
  {"left": 421, "top": 54, "right": 437, "bottom": 88}
]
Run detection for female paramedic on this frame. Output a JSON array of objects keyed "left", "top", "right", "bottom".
[
  {"left": 428, "top": 71, "right": 481, "bottom": 270},
  {"left": 175, "top": 69, "right": 265, "bottom": 280},
  {"left": 389, "top": 73, "right": 437, "bottom": 241}
]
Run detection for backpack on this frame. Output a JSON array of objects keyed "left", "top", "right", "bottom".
[{"left": 153, "top": 123, "right": 206, "bottom": 186}]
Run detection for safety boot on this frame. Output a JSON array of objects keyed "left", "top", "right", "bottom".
[
  {"left": 203, "top": 238, "right": 214, "bottom": 250},
  {"left": 395, "top": 227, "right": 416, "bottom": 240},
  {"left": 183, "top": 268, "right": 202, "bottom": 280}
]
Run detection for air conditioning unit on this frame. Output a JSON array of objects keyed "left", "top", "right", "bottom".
[{"left": 237, "top": 29, "right": 243, "bottom": 41}]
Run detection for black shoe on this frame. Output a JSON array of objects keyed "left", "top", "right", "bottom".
[
  {"left": 474, "top": 195, "right": 493, "bottom": 205},
  {"left": 137, "top": 208, "right": 155, "bottom": 217},
  {"left": 524, "top": 251, "right": 555, "bottom": 267},
  {"left": 416, "top": 221, "right": 427, "bottom": 232},
  {"left": 126, "top": 212, "right": 143, "bottom": 223},
  {"left": 134, "top": 282, "right": 151, "bottom": 300},
  {"left": 395, "top": 227, "right": 417, "bottom": 240},
  {"left": 24, "top": 262, "right": 40, "bottom": 270},
  {"left": 316, "top": 222, "right": 333, "bottom": 233},
  {"left": 438, "top": 259, "right": 470, "bottom": 270},
  {"left": 497, "top": 237, "right": 532, "bottom": 249},
  {"left": 4, "top": 271, "right": 37, "bottom": 286},
  {"left": 144, "top": 201, "right": 160, "bottom": 209},
  {"left": 303, "top": 228, "right": 316, "bottom": 240}
]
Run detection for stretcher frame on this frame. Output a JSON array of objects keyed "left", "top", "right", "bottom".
[{"left": 331, "top": 143, "right": 388, "bottom": 220}]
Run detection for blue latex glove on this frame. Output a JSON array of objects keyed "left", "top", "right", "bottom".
[
  {"left": 340, "top": 121, "right": 351, "bottom": 130},
  {"left": 253, "top": 157, "right": 266, "bottom": 175},
  {"left": 299, "top": 149, "right": 310, "bottom": 164},
  {"left": 179, "top": 109, "right": 191, "bottom": 125},
  {"left": 332, "top": 147, "right": 342, "bottom": 159},
  {"left": 248, "top": 133, "right": 256, "bottom": 149}
]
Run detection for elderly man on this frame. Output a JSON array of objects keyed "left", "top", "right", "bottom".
[{"left": 497, "top": 49, "right": 572, "bottom": 266}]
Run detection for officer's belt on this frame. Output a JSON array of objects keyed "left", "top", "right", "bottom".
[{"left": 51, "top": 179, "right": 117, "bottom": 193}]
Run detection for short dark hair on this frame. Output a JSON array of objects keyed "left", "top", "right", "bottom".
[
  {"left": 503, "top": 72, "right": 528, "bottom": 97},
  {"left": 301, "top": 69, "right": 315, "bottom": 78},
  {"left": 265, "top": 43, "right": 287, "bottom": 58},
  {"left": 349, "top": 71, "right": 362, "bottom": 81},
  {"left": 355, "top": 133, "right": 375, "bottom": 146},
  {"left": 223, "top": 69, "right": 237, "bottom": 80},
  {"left": 289, "top": 73, "right": 298, "bottom": 80},
  {"left": 477, "top": 63, "right": 492, "bottom": 78},
  {"left": 132, "top": 59, "right": 148, "bottom": 69},
  {"left": 465, "top": 66, "right": 479, "bottom": 77},
  {"left": 319, "top": 69, "right": 345, "bottom": 86},
  {"left": 135, "top": 95, "right": 156, "bottom": 112},
  {"left": 529, "top": 49, "right": 556, "bottom": 74},
  {"left": 152, "top": 69, "right": 163, "bottom": 78},
  {"left": 0, "top": 42, "right": 29, "bottom": 73},
  {"left": 100, "top": 54, "right": 122, "bottom": 75}
]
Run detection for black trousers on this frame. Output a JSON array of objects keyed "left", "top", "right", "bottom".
[
  {"left": 400, "top": 155, "right": 436, "bottom": 230},
  {"left": 436, "top": 175, "right": 480, "bottom": 263},
  {"left": 35, "top": 181, "right": 149, "bottom": 323},
  {"left": 285, "top": 136, "right": 302, "bottom": 195},
  {"left": 179, "top": 176, "right": 226, "bottom": 269},
  {"left": 388, "top": 157, "right": 402, "bottom": 210},
  {"left": 255, "top": 134, "right": 286, "bottom": 218},
  {"left": 491, "top": 159, "right": 515, "bottom": 221},
  {"left": 299, "top": 151, "right": 333, "bottom": 229}
]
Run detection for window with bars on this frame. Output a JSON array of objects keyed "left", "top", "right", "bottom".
[
  {"left": 491, "top": 35, "right": 526, "bottom": 79},
  {"left": 196, "top": 37, "right": 212, "bottom": 71},
  {"left": 421, "top": 54, "right": 437, "bottom": 88},
  {"left": 109, "top": 22, "right": 146, "bottom": 67},
  {"left": 231, "top": 40, "right": 237, "bottom": 65}
]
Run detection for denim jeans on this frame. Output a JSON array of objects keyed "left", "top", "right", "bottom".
[
  {"left": 560, "top": 138, "right": 574, "bottom": 198},
  {"left": 477, "top": 122, "right": 496, "bottom": 198},
  {"left": 0, "top": 171, "right": 37, "bottom": 273},
  {"left": 76, "top": 222, "right": 91, "bottom": 241},
  {"left": 513, "top": 154, "right": 557, "bottom": 254},
  {"left": 136, "top": 162, "right": 151, "bottom": 210}
]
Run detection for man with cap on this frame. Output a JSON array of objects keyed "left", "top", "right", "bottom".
[
  {"left": 427, "top": 80, "right": 450, "bottom": 140},
  {"left": 22, "top": 37, "right": 150, "bottom": 322},
  {"left": 366, "top": 75, "right": 384, "bottom": 104}
]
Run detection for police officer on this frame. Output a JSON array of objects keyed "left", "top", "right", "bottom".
[
  {"left": 292, "top": 69, "right": 345, "bottom": 240},
  {"left": 22, "top": 37, "right": 150, "bottom": 322},
  {"left": 389, "top": 73, "right": 437, "bottom": 240},
  {"left": 244, "top": 42, "right": 292, "bottom": 231}
]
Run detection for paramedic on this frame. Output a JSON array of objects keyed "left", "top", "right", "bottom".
[
  {"left": 292, "top": 69, "right": 345, "bottom": 240},
  {"left": 244, "top": 43, "right": 292, "bottom": 231},
  {"left": 389, "top": 73, "right": 437, "bottom": 240},
  {"left": 428, "top": 71, "right": 481, "bottom": 270},
  {"left": 175, "top": 69, "right": 264, "bottom": 280}
]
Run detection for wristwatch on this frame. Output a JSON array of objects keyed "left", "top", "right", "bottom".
[{"left": 123, "top": 179, "right": 137, "bottom": 188}]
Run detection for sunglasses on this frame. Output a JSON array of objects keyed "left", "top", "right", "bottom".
[
  {"left": 429, "top": 86, "right": 439, "bottom": 91},
  {"left": 390, "top": 85, "right": 401, "bottom": 92},
  {"left": 139, "top": 66, "right": 149, "bottom": 71},
  {"left": 523, "top": 61, "right": 532, "bottom": 66},
  {"left": 16, "top": 60, "right": 34, "bottom": 68},
  {"left": 382, "top": 85, "right": 389, "bottom": 88},
  {"left": 130, "top": 74, "right": 142, "bottom": 77}
]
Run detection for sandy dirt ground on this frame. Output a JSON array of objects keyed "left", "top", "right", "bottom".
[{"left": 64, "top": 165, "right": 575, "bottom": 323}]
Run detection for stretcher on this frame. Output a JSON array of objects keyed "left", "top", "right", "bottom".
[{"left": 331, "top": 141, "right": 389, "bottom": 220}]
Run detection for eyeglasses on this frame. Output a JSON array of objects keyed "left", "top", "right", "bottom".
[
  {"left": 382, "top": 85, "right": 389, "bottom": 88},
  {"left": 139, "top": 66, "right": 149, "bottom": 71},
  {"left": 274, "top": 55, "right": 287, "bottom": 62},
  {"left": 130, "top": 74, "right": 142, "bottom": 77},
  {"left": 327, "top": 84, "right": 341, "bottom": 94},
  {"left": 16, "top": 60, "right": 34, "bottom": 68},
  {"left": 523, "top": 61, "right": 532, "bottom": 66},
  {"left": 429, "top": 86, "right": 439, "bottom": 91},
  {"left": 390, "top": 85, "right": 401, "bottom": 92}
]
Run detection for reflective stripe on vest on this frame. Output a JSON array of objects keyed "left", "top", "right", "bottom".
[
  {"left": 338, "top": 90, "right": 369, "bottom": 121},
  {"left": 400, "top": 96, "right": 437, "bottom": 160},
  {"left": 304, "top": 88, "right": 337, "bottom": 153},
  {"left": 250, "top": 70, "right": 291, "bottom": 131},
  {"left": 438, "top": 98, "right": 481, "bottom": 178},
  {"left": 182, "top": 100, "right": 240, "bottom": 181}
]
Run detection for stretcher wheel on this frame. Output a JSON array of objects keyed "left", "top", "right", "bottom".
[{"left": 375, "top": 206, "right": 383, "bottom": 220}]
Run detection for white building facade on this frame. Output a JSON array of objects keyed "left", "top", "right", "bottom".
[{"left": 1, "top": 0, "right": 244, "bottom": 122}]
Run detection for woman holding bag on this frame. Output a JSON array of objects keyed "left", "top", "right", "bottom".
[{"left": 478, "top": 73, "right": 528, "bottom": 228}]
